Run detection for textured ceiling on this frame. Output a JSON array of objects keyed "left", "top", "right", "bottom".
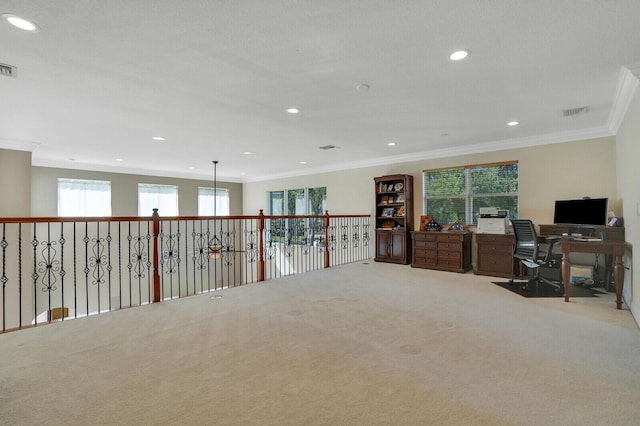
[{"left": 1, "top": 0, "right": 640, "bottom": 182}]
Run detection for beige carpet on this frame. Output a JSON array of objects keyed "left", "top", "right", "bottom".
[{"left": 1, "top": 261, "right": 639, "bottom": 425}]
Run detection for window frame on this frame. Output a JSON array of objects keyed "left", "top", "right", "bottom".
[
  {"left": 57, "top": 178, "right": 112, "bottom": 217},
  {"left": 138, "top": 183, "right": 179, "bottom": 216},
  {"left": 422, "top": 161, "right": 518, "bottom": 225},
  {"left": 267, "top": 187, "right": 327, "bottom": 246},
  {"left": 197, "top": 187, "right": 230, "bottom": 216}
]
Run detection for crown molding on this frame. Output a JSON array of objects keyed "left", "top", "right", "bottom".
[
  {"left": 607, "top": 66, "right": 639, "bottom": 133},
  {"left": 0, "top": 138, "right": 40, "bottom": 152},
  {"left": 245, "top": 125, "right": 614, "bottom": 183},
  {"left": 626, "top": 61, "right": 640, "bottom": 80},
  {"left": 31, "top": 158, "right": 243, "bottom": 183},
  {"left": 32, "top": 123, "right": 615, "bottom": 184}
]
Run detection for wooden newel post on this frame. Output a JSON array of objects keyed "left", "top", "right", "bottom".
[
  {"left": 152, "top": 208, "right": 161, "bottom": 303},
  {"left": 258, "top": 209, "right": 265, "bottom": 282},
  {"left": 324, "top": 210, "right": 330, "bottom": 268}
]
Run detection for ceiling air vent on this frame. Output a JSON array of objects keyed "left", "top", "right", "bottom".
[
  {"left": 562, "top": 106, "right": 589, "bottom": 117},
  {"left": 319, "top": 145, "right": 339, "bottom": 150},
  {"left": 0, "top": 63, "right": 17, "bottom": 78}
]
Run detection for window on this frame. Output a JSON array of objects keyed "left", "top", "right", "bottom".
[
  {"left": 422, "top": 161, "right": 518, "bottom": 224},
  {"left": 138, "top": 184, "right": 178, "bottom": 216},
  {"left": 268, "top": 187, "right": 326, "bottom": 216},
  {"left": 57, "top": 178, "right": 112, "bottom": 217},
  {"left": 267, "top": 187, "right": 327, "bottom": 245},
  {"left": 198, "top": 187, "right": 230, "bottom": 216}
]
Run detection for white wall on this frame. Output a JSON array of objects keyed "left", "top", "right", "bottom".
[
  {"left": 0, "top": 148, "right": 31, "bottom": 216},
  {"left": 243, "top": 137, "right": 620, "bottom": 228},
  {"left": 616, "top": 79, "right": 640, "bottom": 321},
  {"left": 31, "top": 167, "right": 243, "bottom": 217}
]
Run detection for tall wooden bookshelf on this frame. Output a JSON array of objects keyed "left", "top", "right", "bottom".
[{"left": 374, "top": 174, "right": 414, "bottom": 264}]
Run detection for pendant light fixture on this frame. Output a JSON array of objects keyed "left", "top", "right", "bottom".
[{"left": 208, "top": 160, "right": 222, "bottom": 259}]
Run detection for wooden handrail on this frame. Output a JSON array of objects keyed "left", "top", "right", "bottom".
[{"left": 0, "top": 210, "right": 371, "bottom": 301}]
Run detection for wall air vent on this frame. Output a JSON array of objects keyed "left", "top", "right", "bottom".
[
  {"left": 319, "top": 145, "right": 340, "bottom": 150},
  {"left": 562, "top": 106, "right": 589, "bottom": 117},
  {"left": 0, "top": 63, "right": 17, "bottom": 78}
]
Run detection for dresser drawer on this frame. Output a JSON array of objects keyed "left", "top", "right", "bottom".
[
  {"left": 478, "top": 253, "right": 513, "bottom": 274},
  {"left": 437, "top": 251, "right": 461, "bottom": 261},
  {"left": 437, "top": 234, "right": 464, "bottom": 243},
  {"left": 437, "top": 257, "right": 462, "bottom": 268},
  {"left": 413, "top": 240, "right": 437, "bottom": 250},
  {"left": 413, "top": 232, "right": 437, "bottom": 241},
  {"left": 414, "top": 256, "right": 437, "bottom": 266},
  {"left": 478, "top": 243, "right": 513, "bottom": 254},
  {"left": 438, "top": 242, "right": 462, "bottom": 251},
  {"left": 414, "top": 248, "right": 436, "bottom": 259}
]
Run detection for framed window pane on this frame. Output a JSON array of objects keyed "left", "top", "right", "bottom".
[
  {"left": 267, "top": 187, "right": 327, "bottom": 245},
  {"left": 423, "top": 162, "right": 518, "bottom": 224},
  {"left": 308, "top": 187, "right": 327, "bottom": 215},
  {"left": 198, "top": 187, "right": 230, "bottom": 216},
  {"left": 138, "top": 184, "right": 178, "bottom": 216},
  {"left": 57, "top": 178, "right": 111, "bottom": 217},
  {"left": 287, "top": 189, "right": 305, "bottom": 215}
]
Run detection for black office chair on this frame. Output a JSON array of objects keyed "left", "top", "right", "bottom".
[{"left": 510, "top": 219, "right": 563, "bottom": 292}]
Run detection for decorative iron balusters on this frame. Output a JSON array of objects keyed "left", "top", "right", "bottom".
[
  {"left": 0, "top": 213, "right": 371, "bottom": 332},
  {"left": 36, "top": 239, "right": 60, "bottom": 293},
  {"left": 129, "top": 235, "right": 149, "bottom": 279},
  {"left": 160, "top": 229, "right": 181, "bottom": 275},
  {"left": 327, "top": 225, "right": 337, "bottom": 252},
  {"left": 192, "top": 231, "right": 209, "bottom": 270},
  {"left": 245, "top": 229, "right": 259, "bottom": 263}
]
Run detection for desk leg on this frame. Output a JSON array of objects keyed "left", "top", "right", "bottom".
[
  {"left": 562, "top": 251, "right": 570, "bottom": 303},
  {"left": 614, "top": 255, "right": 624, "bottom": 310}
]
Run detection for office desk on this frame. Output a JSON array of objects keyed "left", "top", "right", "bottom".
[{"left": 560, "top": 237, "right": 626, "bottom": 309}]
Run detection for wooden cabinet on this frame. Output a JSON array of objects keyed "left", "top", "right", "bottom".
[
  {"left": 411, "top": 231, "right": 471, "bottom": 273},
  {"left": 375, "top": 229, "right": 409, "bottom": 264},
  {"left": 474, "top": 233, "right": 516, "bottom": 278},
  {"left": 374, "top": 174, "right": 413, "bottom": 264}
]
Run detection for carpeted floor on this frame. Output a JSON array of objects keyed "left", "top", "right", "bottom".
[
  {"left": 492, "top": 281, "right": 607, "bottom": 298},
  {"left": 1, "top": 262, "right": 639, "bottom": 425}
]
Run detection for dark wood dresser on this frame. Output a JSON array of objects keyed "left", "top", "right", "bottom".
[
  {"left": 474, "top": 233, "right": 516, "bottom": 278},
  {"left": 411, "top": 231, "right": 472, "bottom": 273}
]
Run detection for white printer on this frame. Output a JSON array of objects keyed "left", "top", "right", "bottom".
[{"left": 477, "top": 207, "right": 510, "bottom": 234}]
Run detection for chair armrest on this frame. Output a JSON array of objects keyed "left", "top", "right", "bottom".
[{"left": 541, "top": 236, "right": 561, "bottom": 261}]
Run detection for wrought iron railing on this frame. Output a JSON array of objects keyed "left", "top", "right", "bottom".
[{"left": 0, "top": 211, "right": 370, "bottom": 333}]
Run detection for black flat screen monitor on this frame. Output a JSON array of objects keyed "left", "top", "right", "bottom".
[{"left": 553, "top": 198, "right": 608, "bottom": 226}]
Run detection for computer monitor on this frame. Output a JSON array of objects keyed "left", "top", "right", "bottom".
[{"left": 553, "top": 198, "right": 608, "bottom": 226}]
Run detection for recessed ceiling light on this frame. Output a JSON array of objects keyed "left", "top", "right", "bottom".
[
  {"left": 243, "top": 151, "right": 251, "bottom": 155},
  {"left": 387, "top": 142, "right": 396, "bottom": 146},
  {"left": 152, "top": 136, "right": 165, "bottom": 141},
  {"left": 287, "top": 107, "right": 300, "bottom": 114},
  {"left": 2, "top": 14, "right": 39, "bottom": 32},
  {"left": 115, "top": 158, "right": 123, "bottom": 162},
  {"left": 188, "top": 166, "right": 195, "bottom": 170},
  {"left": 356, "top": 83, "right": 371, "bottom": 92},
  {"left": 507, "top": 121, "right": 519, "bottom": 126},
  {"left": 449, "top": 49, "right": 470, "bottom": 61},
  {"left": 299, "top": 161, "right": 307, "bottom": 165}
]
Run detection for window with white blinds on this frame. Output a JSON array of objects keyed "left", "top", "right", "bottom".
[
  {"left": 138, "top": 184, "right": 179, "bottom": 216},
  {"left": 422, "top": 161, "right": 518, "bottom": 224},
  {"left": 198, "top": 187, "right": 230, "bottom": 216},
  {"left": 57, "top": 178, "right": 112, "bottom": 217}
]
